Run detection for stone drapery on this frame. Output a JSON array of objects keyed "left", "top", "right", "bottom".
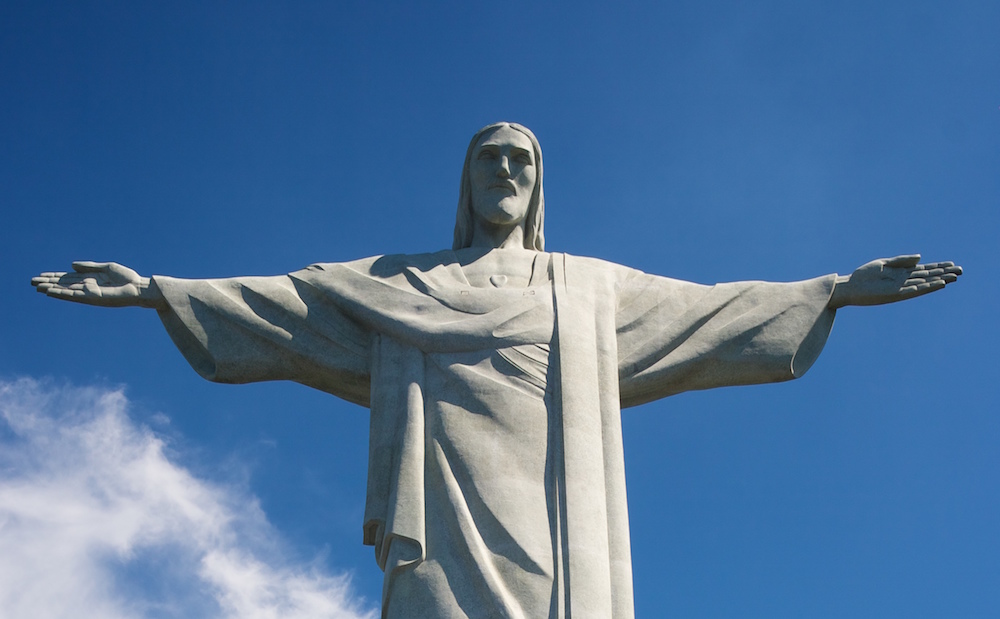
[{"left": 153, "top": 249, "right": 836, "bottom": 618}]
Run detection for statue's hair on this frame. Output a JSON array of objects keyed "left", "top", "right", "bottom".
[{"left": 452, "top": 122, "right": 545, "bottom": 252}]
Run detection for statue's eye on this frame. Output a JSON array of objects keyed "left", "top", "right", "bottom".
[
  {"left": 515, "top": 154, "right": 532, "bottom": 165},
  {"left": 477, "top": 150, "right": 496, "bottom": 160}
]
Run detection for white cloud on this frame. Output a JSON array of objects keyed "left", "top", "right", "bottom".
[{"left": 0, "top": 378, "right": 377, "bottom": 619}]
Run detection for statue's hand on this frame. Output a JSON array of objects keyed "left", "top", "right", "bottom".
[
  {"left": 829, "top": 254, "right": 963, "bottom": 309},
  {"left": 31, "top": 261, "right": 164, "bottom": 308}
]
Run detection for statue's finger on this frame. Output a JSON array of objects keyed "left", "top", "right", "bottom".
[
  {"left": 72, "top": 261, "right": 110, "bottom": 273},
  {"left": 914, "top": 280, "right": 946, "bottom": 294},
  {"left": 82, "top": 280, "right": 103, "bottom": 294},
  {"left": 910, "top": 268, "right": 945, "bottom": 278},
  {"left": 32, "top": 275, "right": 65, "bottom": 286},
  {"left": 920, "top": 261, "right": 954, "bottom": 270},
  {"left": 946, "top": 265, "right": 963, "bottom": 275},
  {"left": 38, "top": 272, "right": 67, "bottom": 278},
  {"left": 899, "top": 280, "right": 945, "bottom": 299},
  {"left": 907, "top": 275, "right": 956, "bottom": 287},
  {"left": 884, "top": 254, "right": 921, "bottom": 268}
]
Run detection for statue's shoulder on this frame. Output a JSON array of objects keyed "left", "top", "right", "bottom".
[
  {"left": 556, "top": 253, "right": 709, "bottom": 296},
  {"left": 556, "top": 252, "right": 641, "bottom": 282},
  {"left": 302, "top": 250, "right": 461, "bottom": 279},
  {"left": 557, "top": 252, "right": 624, "bottom": 270}
]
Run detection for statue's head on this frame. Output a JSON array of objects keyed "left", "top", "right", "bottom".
[{"left": 453, "top": 122, "right": 545, "bottom": 251}]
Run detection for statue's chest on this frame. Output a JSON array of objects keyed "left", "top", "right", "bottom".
[{"left": 459, "top": 251, "right": 542, "bottom": 289}]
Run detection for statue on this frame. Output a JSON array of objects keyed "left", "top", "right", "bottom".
[{"left": 32, "top": 122, "right": 962, "bottom": 618}]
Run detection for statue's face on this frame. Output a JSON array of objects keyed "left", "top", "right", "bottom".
[{"left": 469, "top": 126, "right": 537, "bottom": 229}]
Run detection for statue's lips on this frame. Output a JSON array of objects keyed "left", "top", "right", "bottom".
[{"left": 488, "top": 183, "right": 516, "bottom": 194}]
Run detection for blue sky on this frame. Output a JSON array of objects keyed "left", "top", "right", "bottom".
[{"left": 2, "top": 1, "right": 998, "bottom": 617}]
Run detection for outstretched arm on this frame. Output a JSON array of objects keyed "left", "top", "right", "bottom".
[
  {"left": 828, "top": 254, "right": 962, "bottom": 310},
  {"left": 31, "top": 261, "right": 166, "bottom": 310}
]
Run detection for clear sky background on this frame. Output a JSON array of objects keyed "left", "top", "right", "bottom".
[{"left": 2, "top": 1, "right": 998, "bottom": 617}]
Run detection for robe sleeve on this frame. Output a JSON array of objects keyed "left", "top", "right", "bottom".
[
  {"left": 152, "top": 273, "right": 372, "bottom": 407},
  {"left": 616, "top": 269, "right": 837, "bottom": 408}
]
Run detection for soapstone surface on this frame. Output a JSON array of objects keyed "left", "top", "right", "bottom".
[{"left": 31, "top": 122, "right": 962, "bottom": 618}]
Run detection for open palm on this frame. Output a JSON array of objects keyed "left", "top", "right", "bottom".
[
  {"left": 31, "top": 261, "right": 148, "bottom": 307},
  {"left": 831, "top": 254, "right": 962, "bottom": 308}
]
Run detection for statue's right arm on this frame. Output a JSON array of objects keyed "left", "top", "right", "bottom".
[{"left": 31, "top": 261, "right": 167, "bottom": 310}]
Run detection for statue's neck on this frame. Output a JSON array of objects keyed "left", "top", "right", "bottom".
[{"left": 469, "top": 220, "right": 526, "bottom": 250}]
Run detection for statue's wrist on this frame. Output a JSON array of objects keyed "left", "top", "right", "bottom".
[
  {"left": 829, "top": 274, "right": 854, "bottom": 309},
  {"left": 137, "top": 277, "right": 166, "bottom": 310}
]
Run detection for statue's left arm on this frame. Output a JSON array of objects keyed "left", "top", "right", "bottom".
[{"left": 614, "top": 254, "right": 961, "bottom": 408}]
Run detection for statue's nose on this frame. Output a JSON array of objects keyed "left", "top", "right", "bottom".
[{"left": 497, "top": 156, "right": 510, "bottom": 178}]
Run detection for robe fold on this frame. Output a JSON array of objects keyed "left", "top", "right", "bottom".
[{"left": 153, "top": 249, "right": 837, "bottom": 619}]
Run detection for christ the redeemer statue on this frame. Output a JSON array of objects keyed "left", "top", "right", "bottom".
[{"left": 32, "top": 122, "right": 962, "bottom": 619}]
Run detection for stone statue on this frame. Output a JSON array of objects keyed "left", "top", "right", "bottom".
[{"left": 32, "top": 122, "right": 962, "bottom": 619}]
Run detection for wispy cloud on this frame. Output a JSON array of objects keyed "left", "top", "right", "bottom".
[{"left": 0, "top": 378, "right": 377, "bottom": 619}]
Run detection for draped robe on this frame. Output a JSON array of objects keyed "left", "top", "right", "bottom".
[{"left": 152, "top": 249, "right": 837, "bottom": 618}]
